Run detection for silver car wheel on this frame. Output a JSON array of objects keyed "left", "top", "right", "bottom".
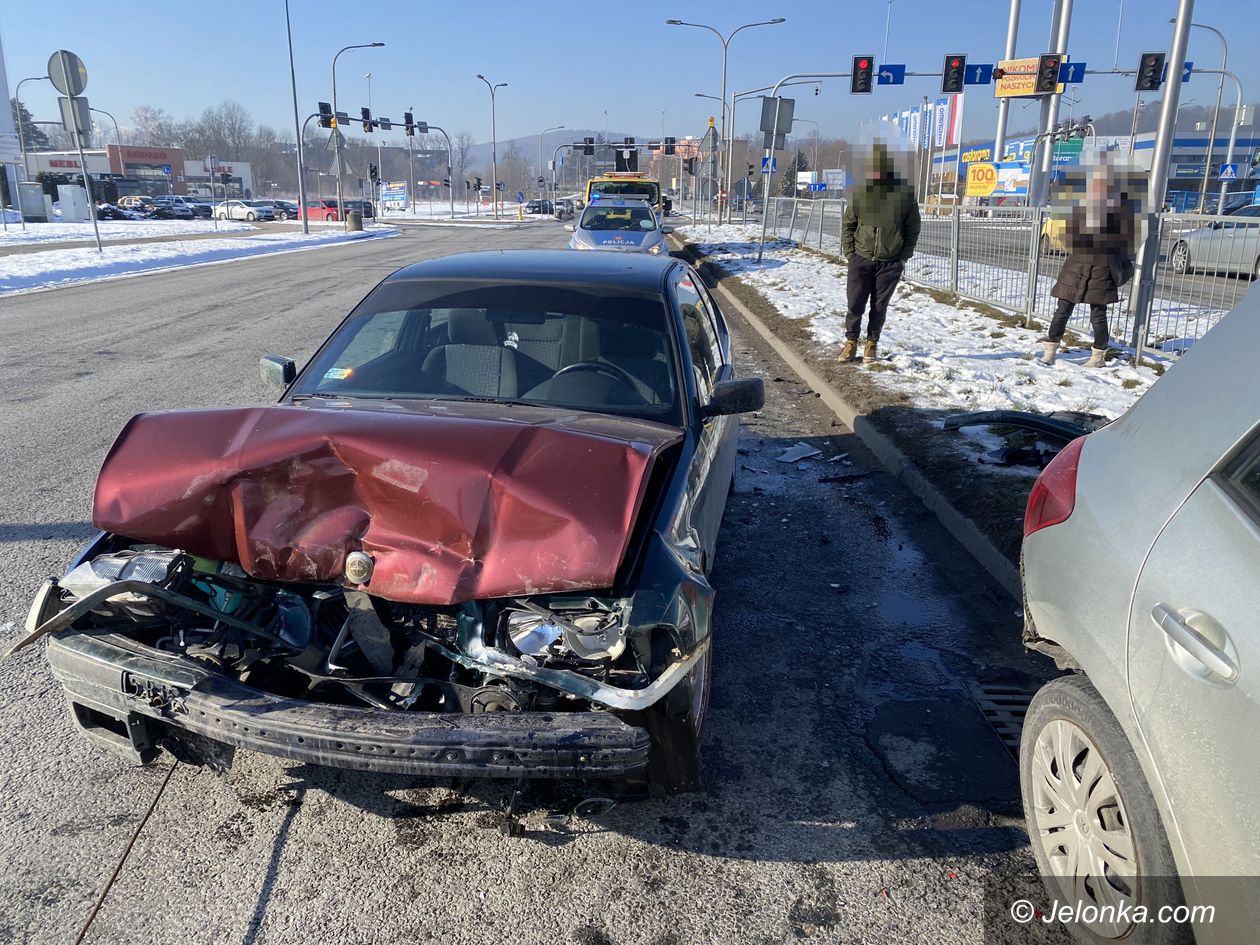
[
  {"left": 1170, "top": 242, "right": 1189, "bottom": 273},
  {"left": 1030, "top": 717, "right": 1137, "bottom": 939}
]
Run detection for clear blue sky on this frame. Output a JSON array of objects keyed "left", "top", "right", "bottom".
[{"left": 3, "top": 0, "right": 1257, "bottom": 148}]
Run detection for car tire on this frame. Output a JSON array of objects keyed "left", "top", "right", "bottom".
[
  {"left": 639, "top": 643, "right": 712, "bottom": 796},
  {"left": 245, "top": 212, "right": 256, "bottom": 221},
  {"left": 1039, "top": 233, "right": 1051, "bottom": 256},
  {"left": 1170, "top": 241, "right": 1190, "bottom": 274},
  {"left": 1020, "top": 675, "right": 1191, "bottom": 945},
  {"left": 216, "top": 213, "right": 226, "bottom": 220}
]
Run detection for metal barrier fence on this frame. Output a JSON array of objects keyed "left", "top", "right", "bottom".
[{"left": 763, "top": 197, "right": 1259, "bottom": 355}]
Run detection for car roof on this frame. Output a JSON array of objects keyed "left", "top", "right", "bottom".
[
  {"left": 588, "top": 196, "right": 652, "bottom": 207},
  {"left": 387, "top": 250, "right": 678, "bottom": 290}
]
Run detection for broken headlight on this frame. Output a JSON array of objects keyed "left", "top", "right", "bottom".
[{"left": 504, "top": 599, "right": 627, "bottom": 662}]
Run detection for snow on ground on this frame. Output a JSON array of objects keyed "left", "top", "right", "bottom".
[
  {"left": 682, "top": 223, "right": 1163, "bottom": 421},
  {"left": 0, "top": 219, "right": 255, "bottom": 246},
  {"left": 0, "top": 227, "right": 396, "bottom": 296}
]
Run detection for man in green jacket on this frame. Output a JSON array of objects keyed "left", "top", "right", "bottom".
[{"left": 840, "top": 143, "right": 921, "bottom": 363}]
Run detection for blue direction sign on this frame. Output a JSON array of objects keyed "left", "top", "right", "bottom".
[
  {"left": 1058, "top": 61, "right": 1086, "bottom": 84},
  {"left": 1162, "top": 61, "right": 1194, "bottom": 83},
  {"left": 964, "top": 63, "right": 994, "bottom": 85},
  {"left": 516, "top": 190, "right": 525, "bottom": 204},
  {"left": 807, "top": 182, "right": 827, "bottom": 192},
  {"left": 1220, "top": 163, "right": 1239, "bottom": 181},
  {"left": 760, "top": 156, "right": 778, "bottom": 173},
  {"left": 876, "top": 64, "right": 906, "bottom": 86},
  {"left": 161, "top": 164, "right": 172, "bottom": 175}
]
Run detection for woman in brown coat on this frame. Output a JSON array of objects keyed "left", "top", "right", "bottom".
[{"left": 1040, "top": 167, "right": 1136, "bottom": 368}]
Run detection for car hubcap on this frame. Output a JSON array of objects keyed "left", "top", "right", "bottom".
[
  {"left": 1172, "top": 245, "right": 1188, "bottom": 271},
  {"left": 1030, "top": 718, "right": 1138, "bottom": 939}
]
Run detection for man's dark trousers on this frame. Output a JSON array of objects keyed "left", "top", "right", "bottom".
[{"left": 845, "top": 254, "right": 904, "bottom": 342}]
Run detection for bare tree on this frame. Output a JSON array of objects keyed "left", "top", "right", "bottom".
[
  {"left": 453, "top": 130, "right": 474, "bottom": 186},
  {"left": 129, "top": 105, "right": 178, "bottom": 145}
]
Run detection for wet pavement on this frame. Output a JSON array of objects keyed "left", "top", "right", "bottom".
[{"left": 0, "top": 222, "right": 1062, "bottom": 944}]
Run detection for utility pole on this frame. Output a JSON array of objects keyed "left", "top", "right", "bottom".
[
  {"left": 1029, "top": 0, "right": 1073, "bottom": 206},
  {"left": 993, "top": 0, "right": 1022, "bottom": 164}
]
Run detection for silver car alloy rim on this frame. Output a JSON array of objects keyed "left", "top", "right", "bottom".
[
  {"left": 1030, "top": 718, "right": 1138, "bottom": 939},
  {"left": 1172, "top": 243, "right": 1188, "bottom": 272}
]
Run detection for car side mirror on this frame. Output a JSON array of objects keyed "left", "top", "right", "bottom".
[
  {"left": 661, "top": 224, "right": 675, "bottom": 235},
  {"left": 259, "top": 355, "right": 296, "bottom": 389},
  {"left": 563, "top": 223, "right": 575, "bottom": 232},
  {"left": 703, "top": 377, "right": 764, "bottom": 418}
]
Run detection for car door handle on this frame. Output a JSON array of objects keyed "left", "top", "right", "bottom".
[{"left": 1151, "top": 604, "right": 1239, "bottom": 683}]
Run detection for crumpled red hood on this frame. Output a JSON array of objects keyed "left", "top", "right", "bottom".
[{"left": 92, "top": 403, "right": 681, "bottom": 605}]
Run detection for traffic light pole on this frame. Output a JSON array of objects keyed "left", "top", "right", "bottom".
[
  {"left": 1029, "top": 0, "right": 1073, "bottom": 207},
  {"left": 426, "top": 124, "right": 457, "bottom": 220}
]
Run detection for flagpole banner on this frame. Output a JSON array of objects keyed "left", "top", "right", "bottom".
[
  {"left": 934, "top": 97, "right": 949, "bottom": 148},
  {"left": 949, "top": 95, "right": 965, "bottom": 146},
  {"left": 900, "top": 110, "right": 911, "bottom": 138},
  {"left": 908, "top": 108, "right": 921, "bottom": 149}
]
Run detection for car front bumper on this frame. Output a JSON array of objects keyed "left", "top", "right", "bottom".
[{"left": 46, "top": 630, "right": 652, "bottom": 779}]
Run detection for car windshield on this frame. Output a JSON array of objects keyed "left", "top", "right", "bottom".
[
  {"left": 581, "top": 205, "right": 657, "bottom": 232},
  {"left": 590, "top": 180, "right": 660, "bottom": 204},
  {"left": 245, "top": 200, "right": 270, "bottom": 207},
  {"left": 290, "top": 280, "right": 680, "bottom": 423}
]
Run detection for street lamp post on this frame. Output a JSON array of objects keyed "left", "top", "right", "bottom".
[
  {"left": 283, "top": 0, "right": 309, "bottom": 234},
  {"left": 332, "top": 42, "right": 384, "bottom": 229},
  {"left": 538, "top": 124, "right": 564, "bottom": 201},
  {"left": 476, "top": 75, "right": 507, "bottom": 219},
  {"left": 1173, "top": 19, "right": 1228, "bottom": 211},
  {"left": 88, "top": 107, "right": 121, "bottom": 149},
  {"left": 793, "top": 118, "right": 820, "bottom": 189},
  {"left": 666, "top": 16, "right": 786, "bottom": 222},
  {"left": 14, "top": 75, "right": 51, "bottom": 178},
  {"left": 365, "top": 72, "right": 384, "bottom": 211}
]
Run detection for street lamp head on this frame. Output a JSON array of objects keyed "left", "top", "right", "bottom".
[
  {"left": 666, "top": 19, "right": 683, "bottom": 25},
  {"left": 476, "top": 73, "right": 485, "bottom": 80},
  {"left": 768, "top": 17, "right": 786, "bottom": 23},
  {"left": 370, "top": 42, "right": 384, "bottom": 47}
]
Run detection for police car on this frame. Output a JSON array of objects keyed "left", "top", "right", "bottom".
[{"left": 565, "top": 196, "right": 673, "bottom": 255}]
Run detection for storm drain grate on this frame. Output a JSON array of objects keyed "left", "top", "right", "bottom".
[{"left": 969, "top": 683, "right": 1039, "bottom": 759}]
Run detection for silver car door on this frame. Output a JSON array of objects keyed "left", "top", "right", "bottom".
[{"left": 1126, "top": 427, "right": 1260, "bottom": 942}]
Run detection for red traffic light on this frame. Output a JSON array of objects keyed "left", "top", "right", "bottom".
[
  {"left": 858, "top": 58, "right": 869, "bottom": 69},
  {"left": 951, "top": 58, "right": 961, "bottom": 68}
]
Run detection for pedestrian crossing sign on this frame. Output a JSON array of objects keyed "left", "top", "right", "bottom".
[{"left": 1219, "top": 163, "right": 1239, "bottom": 181}]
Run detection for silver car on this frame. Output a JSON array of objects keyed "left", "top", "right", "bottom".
[
  {"left": 1019, "top": 288, "right": 1259, "bottom": 944},
  {"left": 1169, "top": 205, "right": 1260, "bottom": 278},
  {"left": 565, "top": 197, "right": 672, "bottom": 255},
  {"left": 213, "top": 199, "right": 276, "bottom": 222}
]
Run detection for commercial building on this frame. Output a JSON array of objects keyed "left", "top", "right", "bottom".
[{"left": 23, "top": 145, "right": 253, "bottom": 199}]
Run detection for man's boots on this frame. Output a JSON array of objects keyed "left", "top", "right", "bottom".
[
  {"left": 1037, "top": 341, "right": 1057, "bottom": 366},
  {"left": 839, "top": 340, "right": 858, "bottom": 362},
  {"left": 863, "top": 340, "right": 879, "bottom": 364},
  {"left": 1085, "top": 347, "right": 1108, "bottom": 368}
]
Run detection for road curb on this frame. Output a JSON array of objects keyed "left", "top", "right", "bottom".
[{"left": 677, "top": 237, "right": 1022, "bottom": 600}]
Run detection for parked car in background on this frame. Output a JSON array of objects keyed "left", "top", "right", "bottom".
[
  {"left": 344, "top": 199, "right": 375, "bottom": 219},
  {"left": 149, "top": 195, "right": 194, "bottom": 220},
  {"left": 116, "top": 195, "right": 155, "bottom": 211},
  {"left": 525, "top": 199, "right": 555, "bottom": 215},
  {"left": 566, "top": 197, "right": 673, "bottom": 255},
  {"left": 1019, "top": 290, "right": 1259, "bottom": 945},
  {"left": 181, "top": 196, "right": 214, "bottom": 219},
  {"left": 214, "top": 199, "right": 276, "bottom": 221},
  {"left": 20, "top": 250, "right": 764, "bottom": 796},
  {"left": 1169, "top": 204, "right": 1260, "bottom": 279},
  {"left": 554, "top": 198, "right": 576, "bottom": 220},
  {"left": 273, "top": 200, "right": 299, "bottom": 220},
  {"left": 300, "top": 198, "right": 342, "bottom": 221}
]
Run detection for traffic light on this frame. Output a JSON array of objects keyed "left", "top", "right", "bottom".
[
  {"left": 318, "top": 102, "right": 333, "bottom": 129},
  {"left": 475, "top": 176, "right": 482, "bottom": 191},
  {"left": 851, "top": 55, "right": 874, "bottom": 94},
  {"left": 465, "top": 180, "right": 471, "bottom": 191},
  {"left": 664, "top": 136, "right": 676, "bottom": 156},
  {"left": 403, "top": 111, "right": 415, "bottom": 136},
  {"left": 615, "top": 139, "right": 638, "bottom": 172},
  {"left": 941, "top": 54, "right": 967, "bottom": 95},
  {"left": 992, "top": 66, "right": 1006, "bottom": 80},
  {"left": 443, "top": 178, "right": 451, "bottom": 187},
  {"left": 415, "top": 120, "right": 429, "bottom": 135},
  {"left": 220, "top": 171, "right": 230, "bottom": 185},
  {"left": 685, "top": 156, "right": 697, "bottom": 175},
  {"left": 361, "top": 107, "right": 373, "bottom": 132},
  {"left": 1034, "top": 54, "right": 1061, "bottom": 95},
  {"left": 496, "top": 181, "right": 505, "bottom": 191},
  {"left": 582, "top": 136, "right": 595, "bottom": 156},
  {"left": 369, "top": 163, "right": 379, "bottom": 184},
  {"left": 747, "top": 163, "right": 755, "bottom": 178},
  {"left": 1135, "top": 52, "right": 1166, "bottom": 92},
  {"left": 378, "top": 116, "right": 392, "bottom": 131}
]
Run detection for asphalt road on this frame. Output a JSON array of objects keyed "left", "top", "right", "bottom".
[{"left": 0, "top": 222, "right": 1062, "bottom": 945}]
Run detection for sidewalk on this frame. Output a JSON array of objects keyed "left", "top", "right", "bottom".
[{"left": 677, "top": 223, "right": 1168, "bottom": 573}]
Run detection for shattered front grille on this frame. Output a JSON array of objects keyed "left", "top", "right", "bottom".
[{"left": 393, "top": 604, "right": 461, "bottom": 646}]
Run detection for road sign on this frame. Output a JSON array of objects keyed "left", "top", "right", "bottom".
[
  {"left": 807, "top": 182, "right": 827, "bottom": 192},
  {"left": 0, "top": 132, "right": 21, "bottom": 165},
  {"left": 1163, "top": 61, "right": 1194, "bottom": 83},
  {"left": 966, "top": 162, "right": 998, "bottom": 197},
  {"left": 760, "top": 156, "right": 778, "bottom": 173},
  {"left": 516, "top": 190, "right": 525, "bottom": 204},
  {"left": 994, "top": 57, "right": 1064, "bottom": 98},
  {"left": 876, "top": 64, "right": 905, "bottom": 86},
  {"left": 822, "top": 169, "right": 847, "bottom": 191},
  {"left": 1058, "top": 61, "right": 1086, "bottom": 84},
  {"left": 1220, "top": 163, "right": 1239, "bottom": 181},
  {"left": 161, "top": 164, "right": 172, "bottom": 175},
  {"left": 381, "top": 180, "right": 408, "bottom": 208},
  {"left": 965, "top": 63, "right": 994, "bottom": 85},
  {"left": 48, "top": 50, "right": 88, "bottom": 96}
]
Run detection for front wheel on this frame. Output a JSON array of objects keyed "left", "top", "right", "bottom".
[
  {"left": 1252, "top": 255, "right": 1260, "bottom": 281},
  {"left": 1039, "top": 233, "right": 1052, "bottom": 256},
  {"left": 1170, "top": 241, "right": 1190, "bottom": 274},
  {"left": 1020, "top": 676, "right": 1190, "bottom": 945},
  {"left": 245, "top": 212, "right": 256, "bottom": 221},
  {"left": 641, "top": 643, "right": 711, "bottom": 795},
  {"left": 216, "top": 213, "right": 226, "bottom": 220}
]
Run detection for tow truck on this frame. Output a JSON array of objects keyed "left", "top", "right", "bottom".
[{"left": 585, "top": 172, "right": 672, "bottom": 218}]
